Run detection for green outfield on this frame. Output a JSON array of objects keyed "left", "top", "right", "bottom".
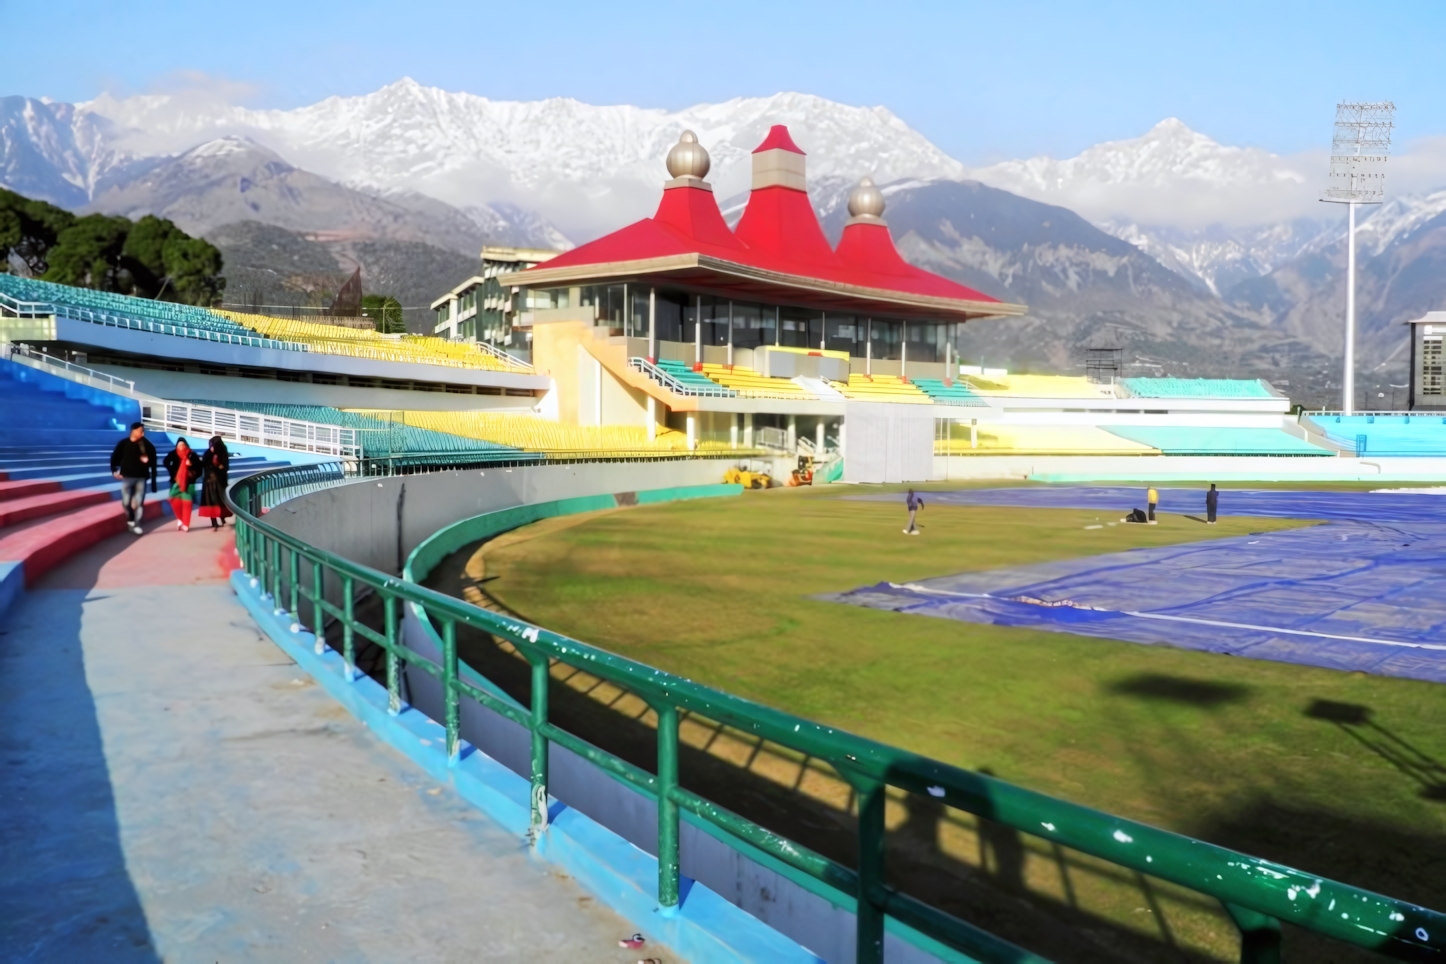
[{"left": 427, "top": 486, "right": 1446, "bottom": 963}]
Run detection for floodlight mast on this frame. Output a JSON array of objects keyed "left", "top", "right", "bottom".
[{"left": 1321, "top": 101, "right": 1395, "bottom": 415}]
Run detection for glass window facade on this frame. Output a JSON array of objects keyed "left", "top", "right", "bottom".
[{"left": 538, "top": 284, "right": 961, "bottom": 362}]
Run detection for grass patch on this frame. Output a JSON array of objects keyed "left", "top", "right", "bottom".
[{"left": 431, "top": 486, "right": 1446, "bottom": 962}]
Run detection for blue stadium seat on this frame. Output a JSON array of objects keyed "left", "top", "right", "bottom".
[
  {"left": 1122, "top": 378, "right": 1276, "bottom": 399},
  {"left": 186, "top": 401, "right": 522, "bottom": 457},
  {"left": 1305, "top": 414, "right": 1446, "bottom": 456},
  {"left": 1104, "top": 426, "right": 1331, "bottom": 455},
  {"left": 0, "top": 275, "right": 303, "bottom": 351}
]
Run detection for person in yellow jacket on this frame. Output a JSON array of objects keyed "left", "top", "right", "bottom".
[{"left": 1147, "top": 485, "right": 1159, "bottom": 523}]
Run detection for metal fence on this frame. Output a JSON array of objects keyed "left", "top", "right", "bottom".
[{"left": 227, "top": 461, "right": 1446, "bottom": 964}]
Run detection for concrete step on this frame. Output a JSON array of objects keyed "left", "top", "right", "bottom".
[
  {"left": 0, "top": 488, "right": 114, "bottom": 528},
  {"left": 0, "top": 497, "right": 164, "bottom": 585},
  {"left": 0, "top": 480, "right": 63, "bottom": 502}
]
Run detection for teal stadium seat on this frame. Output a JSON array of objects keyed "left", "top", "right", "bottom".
[
  {"left": 1103, "top": 426, "right": 1331, "bottom": 456},
  {"left": 186, "top": 401, "right": 523, "bottom": 457},
  {"left": 1121, "top": 378, "right": 1275, "bottom": 399},
  {"left": 911, "top": 378, "right": 988, "bottom": 406},
  {"left": 0, "top": 275, "right": 303, "bottom": 351},
  {"left": 1306, "top": 414, "right": 1446, "bottom": 457},
  {"left": 654, "top": 359, "right": 736, "bottom": 394}
]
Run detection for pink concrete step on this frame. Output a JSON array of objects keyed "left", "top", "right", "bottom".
[
  {"left": 0, "top": 479, "right": 64, "bottom": 502},
  {"left": 0, "top": 499, "right": 163, "bottom": 586},
  {"left": 0, "top": 488, "right": 115, "bottom": 528}
]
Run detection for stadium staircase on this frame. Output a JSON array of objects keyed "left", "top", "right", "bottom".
[{"left": 0, "top": 358, "right": 290, "bottom": 598}]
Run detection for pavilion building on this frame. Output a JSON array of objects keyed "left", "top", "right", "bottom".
[{"left": 513, "top": 125, "right": 1026, "bottom": 448}]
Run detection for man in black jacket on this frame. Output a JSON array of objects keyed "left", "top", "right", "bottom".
[
  {"left": 1206, "top": 483, "right": 1219, "bottom": 525},
  {"left": 110, "top": 422, "right": 157, "bottom": 535}
]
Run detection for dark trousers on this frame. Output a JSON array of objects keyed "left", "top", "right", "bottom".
[
  {"left": 1148, "top": 502, "right": 1156, "bottom": 521},
  {"left": 1207, "top": 506, "right": 1217, "bottom": 523}
]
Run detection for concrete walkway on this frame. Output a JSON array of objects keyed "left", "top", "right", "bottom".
[{"left": 1, "top": 516, "right": 672, "bottom": 962}]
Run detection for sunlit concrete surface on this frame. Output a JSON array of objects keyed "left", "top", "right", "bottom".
[{"left": 0, "top": 517, "right": 674, "bottom": 962}]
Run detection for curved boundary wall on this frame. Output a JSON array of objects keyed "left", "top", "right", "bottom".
[
  {"left": 254, "top": 459, "right": 955, "bottom": 963},
  {"left": 402, "top": 493, "right": 952, "bottom": 964}
]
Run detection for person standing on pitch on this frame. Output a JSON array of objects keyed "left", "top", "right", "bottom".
[
  {"left": 904, "top": 488, "right": 924, "bottom": 535},
  {"left": 110, "top": 421, "right": 157, "bottom": 535},
  {"left": 1147, "top": 485, "right": 1159, "bottom": 523},
  {"left": 1206, "top": 483, "right": 1219, "bottom": 525}
]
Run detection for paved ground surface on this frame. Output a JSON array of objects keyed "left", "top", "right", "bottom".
[
  {"left": 1, "top": 517, "right": 671, "bottom": 962},
  {"left": 835, "top": 487, "right": 1446, "bottom": 682}
]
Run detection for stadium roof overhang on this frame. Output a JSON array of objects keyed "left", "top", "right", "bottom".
[{"left": 517, "top": 253, "right": 1025, "bottom": 324}]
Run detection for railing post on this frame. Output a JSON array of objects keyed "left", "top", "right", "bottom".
[
  {"left": 288, "top": 546, "right": 300, "bottom": 622},
  {"left": 528, "top": 655, "right": 550, "bottom": 838},
  {"left": 441, "top": 617, "right": 460, "bottom": 764},
  {"left": 656, "top": 703, "right": 680, "bottom": 911},
  {"left": 1225, "top": 903, "right": 1282, "bottom": 964},
  {"left": 856, "top": 779, "right": 887, "bottom": 964},
  {"left": 310, "top": 560, "right": 325, "bottom": 655},
  {"left": 384, "top": 594, "right": 401, "bottom": 715}
]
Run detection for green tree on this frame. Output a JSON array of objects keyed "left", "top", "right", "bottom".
[
  {"left": 42, "top": 214, "right": 131, "bottom": 289},
  {"left": 0, "top": 188, "right": 76, "bottom": 276},
  {"left": 163, "top": 235, "right": 225, "bottom": 306},
  {"left": 362, "top": 294, "right": 406, "bottom": 333}
]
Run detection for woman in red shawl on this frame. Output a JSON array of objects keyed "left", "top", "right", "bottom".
[{"left": 164, "top": 438, "right": 203, "bottom": 531}]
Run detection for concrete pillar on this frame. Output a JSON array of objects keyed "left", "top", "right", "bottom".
[
  {"left": 865, "top": 319, "right": 872, "bottom": 376},
  {"left": 970, "top": 418, "right": 978, "bottom": 449},
  {"left": 686, "top": 414, "right": 697, "bottom": 451},
  {"left": 743, "top": 413, "right": 753, "bottom": 449},
  {"left": 730, "top": 414, "right": 739, "bottom": 450},
  {"left": 727, "top": 301, "right": 734, "bottom": 366},
  {"left": 695, "top": 295, "right": 703, "bottom": 365},
  {"left": 816, "top": 420, "right": 825, "bottom": 456},
  {"left": 648, "top": 287, "right": 657, "bottom": 363},
  {"left": 594, "top": 357, "right": 603, "bottom": 426},
  {"left": 647, "top": 397, "right": 657, "bottom": 441},
  {"left": 838, "top": 421, "right": 846, "bottom": 461},
  {"left": 787, "top": 415, "right": 797, "bottom": 454},
  {"left": 901, "top": 338, "right": 907, "bottom": 379}
]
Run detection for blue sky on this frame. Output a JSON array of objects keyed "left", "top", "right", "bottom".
[{"left": 2, "top": 0, "right": 1442, "bottom": 163}]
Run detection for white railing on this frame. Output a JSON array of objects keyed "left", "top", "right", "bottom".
[
  {"left": 756, "top": 426, "right": 789, "bottom": 451},
  {"left": 475, "top": 339, "right": 534, "bottom": 374},
  {"left": 5, "top": 343, "right": 139, "bottom": 393},
  {"left": 629, "top": 357, "right": 737, "bottom": 397},
  {"left": 148, "top": 403, "right": 361, "bottom": 457},
  {"left": 0, "top": 289, "right": 309, "bottom": 352}
]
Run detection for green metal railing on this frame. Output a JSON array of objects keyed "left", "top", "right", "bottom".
[{"left": 228, "top": 463, "right": 1446, "bottom": 964}]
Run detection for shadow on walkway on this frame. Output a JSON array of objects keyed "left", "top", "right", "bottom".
[{"left": 1, "top": 545, "right": 159, "bottom": 959}]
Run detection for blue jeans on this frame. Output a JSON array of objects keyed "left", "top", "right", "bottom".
[{"left": 119, "top": 478, "right": 147, "bottom": 525}]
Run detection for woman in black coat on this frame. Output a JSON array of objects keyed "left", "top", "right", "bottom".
[{"left": 198, "top": 435, "right": 233, "bottom": 530}]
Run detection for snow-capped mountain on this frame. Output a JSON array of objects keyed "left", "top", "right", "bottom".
[{"left": 57, "top": 80, "right": 966, "bottom": 242}]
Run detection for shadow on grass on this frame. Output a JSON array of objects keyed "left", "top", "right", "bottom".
[
  {"left": 1105, "top": 673, "right": 1252, "bottom": 708},
  {"left": 1305, "top": 699, "right": 1446, "bottom": 802}
]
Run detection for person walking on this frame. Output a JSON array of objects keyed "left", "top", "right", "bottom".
[
  {"left": 164, "top": 438, "right": 203, "bottom": 532},
  {"left": 1206, "top": 483, "right": 1219, "bottom": 525},
  {"left": 110, "top": 421, "right": 157, "bottom": 535},
  {"left": 1147, "top": 485, "right": 1159, "bottom": 523},
  {"left": 903, "top": 488, "right": 924, "bottom": 535},
  {"left": 198, "top": 435, "right": 233, "bottom": 530}
]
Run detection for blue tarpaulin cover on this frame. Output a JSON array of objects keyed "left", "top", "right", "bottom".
[{"left": 829, "top": 487, "right": 1446, "bottom": 682}]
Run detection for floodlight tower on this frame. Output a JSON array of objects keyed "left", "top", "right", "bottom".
[{"left": 1321, "top": 101, "right": 1395, "bottom": 414}]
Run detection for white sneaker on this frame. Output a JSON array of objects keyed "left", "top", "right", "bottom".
[
  {"left": 181, "top": 524, "right": 189, "bottom": 532},
  {"left": 902, "top": 528, "right": 911, "bottom": 534},
  {"left": 910, "top": 530, "right": 919, "bottom": 536},
  {"left": 131, "top": 523, "right": 143, "bottom": 536}
]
